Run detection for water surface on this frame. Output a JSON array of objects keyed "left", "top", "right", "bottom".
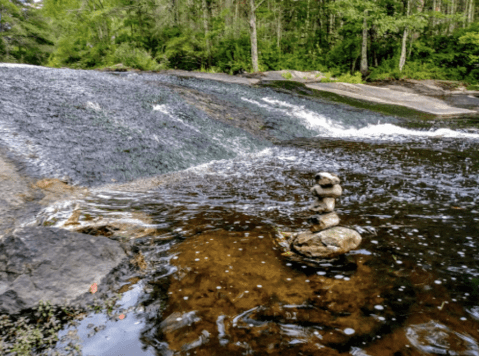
[{"left": 1, "top": 64, "right": 479, "bottom": 355}]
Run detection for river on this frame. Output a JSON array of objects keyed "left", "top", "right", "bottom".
[{"left": 1, "top": 63, "right": 479, "bottom": 355}]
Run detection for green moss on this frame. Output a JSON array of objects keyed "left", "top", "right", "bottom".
[{"left": 281, "top": 71, "right": 293, "bottom": 80}]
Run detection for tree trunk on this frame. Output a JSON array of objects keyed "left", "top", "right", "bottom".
[
  {"left": 469, "top": 0, "right": 475, "bottom": 23},
  {"left": 276, "top": 0, "right": 282, "bottom": 51},
  {"left": 448, "top": 0, "right": 455, "bottom": 33},
  {"left": 234, "top": 0, "right": 240, "bottom": 38},
  {"left": 306, "top": 0, "right": 311, "bottom": 32},
  {"left": 202, "top": 0, "right": 210, "bottom": 64},
  {"left": 225, "top": 0, "right": 233, "bottom": 36},
  {"left": 360, "top": 10, "right": 368, "bottom": 76},
  {"left": 399, "top": 27, "right": 408, "bottom": 71},
  {"left": 249, "top": 0, "right": 259, "bottom": 72},
  {"left": 399, "top": 0, "right": 410, "bottom": 72}
]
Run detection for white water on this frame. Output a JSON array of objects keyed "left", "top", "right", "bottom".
[
  {"left": 0, "top": 63, "right": 48, "bottom": 69},
  {"left": 244, "top": 97, "right": 479, "bottom": 140}
]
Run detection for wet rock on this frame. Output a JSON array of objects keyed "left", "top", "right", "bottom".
[
  {"left": 311, "top": 184, "right": 342, "bottom": 198},
  {"left": 309, "top": 212, "right": 340, "bottom": 232},
  {"left": 291, "top": 227, "right": 361, "bottom": 258},
  {"left": 0, "top": 227, "right": 126, "bottom": 314},
  {"left": 314, "top": 172, "right": 340, "bottom": 186},
  {"left": 309, "top": 197, "right": 335, "bottom": 213}
]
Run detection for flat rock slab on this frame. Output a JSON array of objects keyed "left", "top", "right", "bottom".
[
  {"left": 0, "top": 227, "right": 126, "bottom": 314},
  {"left": 306, "top": 82, "right": 477, "bottom": 116},
  {"left": 292, "top": 227, "right": 361, "bottom": 258},
  {"left": 156, "top": 69, "right": 477, "bottom": 116},
  {"left": 162, "top": 70, "right": 260, "bottom": 85}
]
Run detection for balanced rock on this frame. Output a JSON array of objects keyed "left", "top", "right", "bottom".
[
  {"left": 0, "top": 227, "right": 126, "bottom": 314},
  {"left": 309, "top": 212, "right": 340, "bottom": 233},
  {"left": 291, "top": 227, "right": 362, "bottom": 258},
  {"left": 309, "top": 197, "right": 335, "bottom": 213},
  {"left": 311, "top": 184, "right": 342, "bottom": 199},
  {"left": 314, "top": 172, "right": 340, "bottom": 186}
]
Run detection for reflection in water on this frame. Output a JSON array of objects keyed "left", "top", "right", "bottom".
[{"left": 406, "top": 321, "right": 479, "bottom": 355}]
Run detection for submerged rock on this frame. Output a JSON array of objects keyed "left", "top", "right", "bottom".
[
  {"left": 291, "top": 227, "right": 362, "bottom": 258},
  {"left": 0, "top": 227, "right": 126, "bottom": 314}
]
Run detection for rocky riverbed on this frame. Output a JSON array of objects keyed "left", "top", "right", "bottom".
[{"left": 1, "top": 63, "right": 479, "bottom": 355}]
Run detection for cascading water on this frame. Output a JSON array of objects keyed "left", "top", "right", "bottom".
[{"left": 1, "top": 63, "right": 479, "bottom": 356}]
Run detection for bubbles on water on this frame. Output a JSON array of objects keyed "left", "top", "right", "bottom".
[{"left": 343, "top": 328, "right": 355, "bottom": 335}]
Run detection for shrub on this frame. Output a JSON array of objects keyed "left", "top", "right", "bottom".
[
  {"left": 111, "top": 43, "right": 160, "bottom": 71},
  {"left": 336, "top": 71, "right": 363, "bottom": 83}
]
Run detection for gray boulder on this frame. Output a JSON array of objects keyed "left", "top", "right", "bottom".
[
  {"left": 0, "top": 227, "right": 126, "bottom": 314},
  {"left": 291, "top": 227, "right": 361, "bottom": 258}
]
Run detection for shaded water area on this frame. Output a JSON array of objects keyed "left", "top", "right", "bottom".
[{"left": 1, "top": 64, "right": 479, "bottom": 355}]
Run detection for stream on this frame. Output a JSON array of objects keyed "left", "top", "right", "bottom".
[{"left": 1, "top": 63, "right": 479, "bottom": 355}]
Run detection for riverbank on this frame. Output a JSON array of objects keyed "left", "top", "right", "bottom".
[{"left": 155, "top": 69, "right": 479, "bottom": 117}]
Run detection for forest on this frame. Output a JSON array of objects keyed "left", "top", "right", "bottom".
[{"left": 0, "top": 0, "right": 478, "bottom": 84}]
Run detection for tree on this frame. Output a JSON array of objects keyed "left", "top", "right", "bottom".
[
  {"left": 0, "top": 0, "right": 53, "bottom": 63},
  {"left": 328, "top": 0, "right": 385, "bottom": 76},
  {"left": 249, "top": 0, "right": 262, "bottom": 72}
]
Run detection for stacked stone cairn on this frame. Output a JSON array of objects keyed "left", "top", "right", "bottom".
[{"left": 278, "top": 172, "right": 361, "bottom": 260}]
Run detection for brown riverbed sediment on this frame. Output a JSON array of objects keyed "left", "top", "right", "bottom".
[{"left": 151, "top": 223, "right": 478, "bottom": 355}]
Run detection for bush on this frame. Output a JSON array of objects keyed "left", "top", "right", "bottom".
[
  {"left": 320, "top": 72, "right": 335, "bottom": 82},
  {"left": 111, "top": 43, "right": 160, "bottom": 71},
  {"left": 336, "top": 71, "right": 363, "bottom": 83}
]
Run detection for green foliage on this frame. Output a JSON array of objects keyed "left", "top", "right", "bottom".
[
  {"left": 111, "top": 43, "right": 160, "bottom": 70},
  {"left": 320, "top": 72, "right": 335, "bottom": 82},
  {"left": 212, "top": 35, "right": 253, "bottom": 73},
  {"left": 337, "top": 71, "right": 363, "bottom": 83},
  {"left": 0, "top": 293, "right": 123, "bottom": 355},
  {"left": 3, "top": 0, "right": 476, "bottom": 85},
  {"left": 281, "top": 71, "right": 293, "bottom": 80},
  {"left": 159, "top": 29, "right": 206, "bottom": 70},
  {"left": 0, "top": 0, "right": 54, "bottom": 64},
  {"left": 0, "top": 301, "right": 64, "bottom": 355}
]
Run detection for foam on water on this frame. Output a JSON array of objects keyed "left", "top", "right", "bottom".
[
  {"left": 0, "top": 63, "right": 48, "bottom": 69},
  {"left": 245, "top": 97, "right": 479, "bottom": 140}
]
